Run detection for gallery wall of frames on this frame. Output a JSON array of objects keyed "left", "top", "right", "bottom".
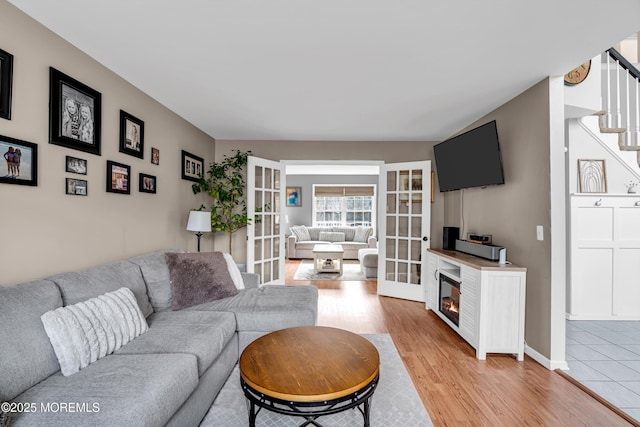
[{"left": 0, "top": 2, "right": 215, "bottom": 285}]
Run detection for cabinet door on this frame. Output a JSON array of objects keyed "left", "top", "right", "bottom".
[
  {"left": 612, "top": 207, "right": 640, "bottom": 316},
  {"left": 459, "top": 266, "right": 479, "bottom": 346},
  {"left": 426, "top": 253, "right": 438, "bottom": 310}
]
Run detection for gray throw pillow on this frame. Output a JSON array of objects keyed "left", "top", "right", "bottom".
[
  {"left": 289, "top": 225, "right": 311, "bottom": 241},
  {"left": 165, "top": 252, "right": 239, "bottom": 310},
  {"left": 353, "top": 226, "right": 373, "bottom": 243}
]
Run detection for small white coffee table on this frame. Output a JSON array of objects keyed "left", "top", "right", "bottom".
[{"left": 312, "top": 244, "right": 344, "bottom": 275}]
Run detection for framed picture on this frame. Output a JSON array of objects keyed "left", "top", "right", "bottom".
[
  {"left": 66, "top": 178, "right": 87, "bottom": 196},
  {"left": 65, "top": 155, "right": 87, "bottom": 175},
  {"left": 49, "top": 67, "right": 101, "bottom": 155},
  {"left": 106, "top": 160, "right": 130, "bottom": 194},
  {"left": 139, "top": 173, "right": 156, "bottom": 194},
  {"left": 0, "top": 48, "right": 14, "bottom": 120},
  {"left": 151, "top": 147, "right": 159, "bottom": 165},
  {"left": 0, "top": 134, "right": 37, "bottom": 186},
  {"left": 286, "top": 186, "right": 302, "bottom": 207},
  {"left": 181, "top": 150, "right": 203, "bottom": 182},
  {"left": 578, "top": 159, "right": 607, "bottom": 193},
  {"left": 119, "top": 110, "right": 144, "bottom": 158}
]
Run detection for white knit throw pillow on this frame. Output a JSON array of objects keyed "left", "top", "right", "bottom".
[{"left": 41, "top": 287, "right": 148, "bottom": 376}]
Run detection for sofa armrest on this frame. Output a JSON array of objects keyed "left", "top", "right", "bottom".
[
  {"left": 367, "top": 236, "right": 378, "bottom": 248},
  {"left": 241, "top": 272, "right": 260, "bottom": 289},
  {"left": 286, "top": 235, "right": 298, "bottom": 259}
]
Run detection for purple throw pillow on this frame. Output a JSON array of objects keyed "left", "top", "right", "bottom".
[{"left": 165, "top": 252, "right": 239, "bottom": 310}]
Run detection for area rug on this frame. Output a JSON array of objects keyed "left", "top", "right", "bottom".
[
  {"left": 293, "top": 259, "right": 371, "bottom": 281},
  {"left": 200, "top": 334, "right": 432, "bottom": 426}
]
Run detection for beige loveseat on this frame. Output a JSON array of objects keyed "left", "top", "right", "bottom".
[{"left": 286, "top": 226, "right": 377, "bottom": 259}]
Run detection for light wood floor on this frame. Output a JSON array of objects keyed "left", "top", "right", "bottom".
[{"left": 285, "top": 260, "right": 634, "bottom": 427}]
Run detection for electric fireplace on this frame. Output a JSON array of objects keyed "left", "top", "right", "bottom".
[{"left": 439, "top": 273, "right": 460, "bottom": 326}]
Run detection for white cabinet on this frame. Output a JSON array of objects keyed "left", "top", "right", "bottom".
[
  {"left": 569, "top": 194, "right": 640, "bottom": 320},
  {"left": 426, "top": 249, "right": 527, "bottom": 361},
  {"left": 459, "top": 266, "right": 479, "bottom": 348},
  {"left": 426, "top": 253, "right": 438, "bottom": 309}
]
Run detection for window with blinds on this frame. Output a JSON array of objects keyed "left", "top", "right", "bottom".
[{"left": 312, "top": 185, "right": 376, "bottom": 231}]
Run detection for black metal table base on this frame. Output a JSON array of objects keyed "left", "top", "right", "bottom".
[{"left": 241, "top": 374, "right": 379, "bottom": 427}]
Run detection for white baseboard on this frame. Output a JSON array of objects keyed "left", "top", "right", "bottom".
[
  {"left": 525, "top": 345, "right": 569, "bottom": 371},
  {"left": 567, "top": 313, "right": 640, "bottom": 321}
]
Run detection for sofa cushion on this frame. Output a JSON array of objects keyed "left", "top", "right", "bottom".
[
  {"left": 294, "top": 241, "right": 331, "bottom": 251},
  {"left": 11, "top": 353, "right": 198, "bottom": 427},
  {"left": 165, "top": 252, "right": 239, "bottom": 310},
  {"left": 289, "top": 225, "right": 311, "bottom": 241},
  {"left": 319, "top": 231, "right": 345, "bottom": 242},
  {"left": 116, "top": 310, "right": 236, "bottom": 375},
  {"left": 186, "top": 285, "right": 318, "bottom": 332},
  {"left": 0, "top": 280, "right": 62, "bottom": 402},
  {"left": 47, "top": 260, "right": 154, "bottom": 318},
  {"left": 354, "top": 226, "right": 373, "bottom": 243},
  {"left": 128, "top": 248, "right": 184, "bottom": 312},
  {"left": 332, "top": 227, "right": 356, "bottom": 241},
  {"left": 307, "top": 227, "right": 332, "bottom": 241},
  {"left": 41, "top": 287, "right": 149, "bottom": 376}
]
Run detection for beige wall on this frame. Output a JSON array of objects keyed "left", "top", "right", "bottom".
[
  {"left": 444, "top": 79, "right": 553, "bottom": 357},
  {"left": 214, "top": 140, "right": 443, "bottom": 257},
  {"left": 0, "top": 2, "right": 214, "bottom": 285}
]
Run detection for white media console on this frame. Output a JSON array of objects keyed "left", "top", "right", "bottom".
[{"left": 426, "top": 248, "right": 527, "bottom": 361}]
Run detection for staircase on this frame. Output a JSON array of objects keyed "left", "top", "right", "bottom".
[{"left": 597, "top": 47, "right": 640, "bottom": 167}]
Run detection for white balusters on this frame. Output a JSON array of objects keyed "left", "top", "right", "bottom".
[
  {"left": 614, "top": 58, "right": 622, "bottom": 128},
  {"left": 605, "top": 52, "right": 612, "bottom": 128},
  {"left": 624, "top": 71, "right": 631, "bottom": 145}
]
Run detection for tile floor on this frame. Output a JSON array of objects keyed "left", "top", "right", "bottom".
[{"left": 566, "top": 320, "right": 640, "bottom": 421}]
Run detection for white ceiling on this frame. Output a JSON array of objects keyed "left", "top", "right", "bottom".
[{"left": 9, "top": 0, "right": 640, "bottom": 142}]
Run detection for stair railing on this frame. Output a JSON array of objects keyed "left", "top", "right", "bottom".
[{"left": 602, "top": 48, "right": 640, "bottom": 146}]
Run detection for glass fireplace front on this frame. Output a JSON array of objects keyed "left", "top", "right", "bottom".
[{"left": 439, "top": 273, "right": 460, "bottom": 326}]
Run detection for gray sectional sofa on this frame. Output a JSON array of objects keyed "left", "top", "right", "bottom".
[
  {"left": 286, "top": 226, "right": 377, "bottom": 259},
  {"left": 0, "top": 248, "right": 318, "bottom": 427}
]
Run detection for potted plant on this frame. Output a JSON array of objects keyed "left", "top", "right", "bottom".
[{"left": 192, "top": 150, "right": 251, "bottom": 255}]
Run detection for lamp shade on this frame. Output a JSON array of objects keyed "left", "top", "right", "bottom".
[{"left": 186, "top": 211, "right": 212, "bottom": 232}]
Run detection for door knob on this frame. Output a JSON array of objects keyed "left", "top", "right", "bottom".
[{"left": 423, "top": 236, "right": 429, "bottom": 241}]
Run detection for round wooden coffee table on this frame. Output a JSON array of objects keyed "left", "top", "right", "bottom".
[{"left": 239, "top": 326, "right": 380, "bottom": 426}]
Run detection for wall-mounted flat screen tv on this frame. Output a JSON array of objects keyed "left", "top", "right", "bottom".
[{"left": 433, "top": 120, "right": 505, "bottom": 192}]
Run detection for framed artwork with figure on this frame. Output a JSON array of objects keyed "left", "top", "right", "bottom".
[
  {"left": 119, "top": 110, "right": 144, "bottom": 159},
  {"left": 106, "top": 160, "right": 130, "bottom": 195},
  {"left": 49, "top": 67, "right": 102, "bottom": 155},
  {"left": 1, "top": 134, "right": 38, "bottom": 186},
  {"left": 181, "top": 150, "right": 203, "bottom": 182}
]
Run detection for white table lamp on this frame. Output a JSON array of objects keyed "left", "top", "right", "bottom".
[{"left": 186, "top": 211, "right": 212, "bottom": 252}]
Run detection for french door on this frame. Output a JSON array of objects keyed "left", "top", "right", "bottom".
[
  {"left": 377, "top": 161, "right": 431, "bottom": 301},
  {"left": 247, "top": 156, "right": 286, "bottom": 285}
]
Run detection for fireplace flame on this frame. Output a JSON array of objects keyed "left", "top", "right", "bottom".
[{"left": 449, "top": 301, "right": 459, "bottom": 314}]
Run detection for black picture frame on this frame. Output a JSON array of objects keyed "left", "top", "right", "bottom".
[
  {"left": 0, "top": 48, "right": 14, "bottom": 120},
  {"left": 106, "top": 160, "right": 130, "bottom": 194},
  {"left": 139, "top": 173, "right": 156, "bottom": 194},
  {"left": 151, "top": 147, "right": 159, "bottom": 165},
  {"left": 66, "top": 178, "right": 87, "bottom": 196},
  {"left": 65, "top": 155, "right": 87, "bottom": 175},
  {"left": 181, "top": 150, "right": 203, "bottom": 182},
  {"left": 119, "top": 110, "right": 144, "bottom": 158},
  {"left": 49, "top": 67, "right": 101, "bottom": 155},
  {"left": 1, "top": 134, "right": 37, "bottom": 186}
]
